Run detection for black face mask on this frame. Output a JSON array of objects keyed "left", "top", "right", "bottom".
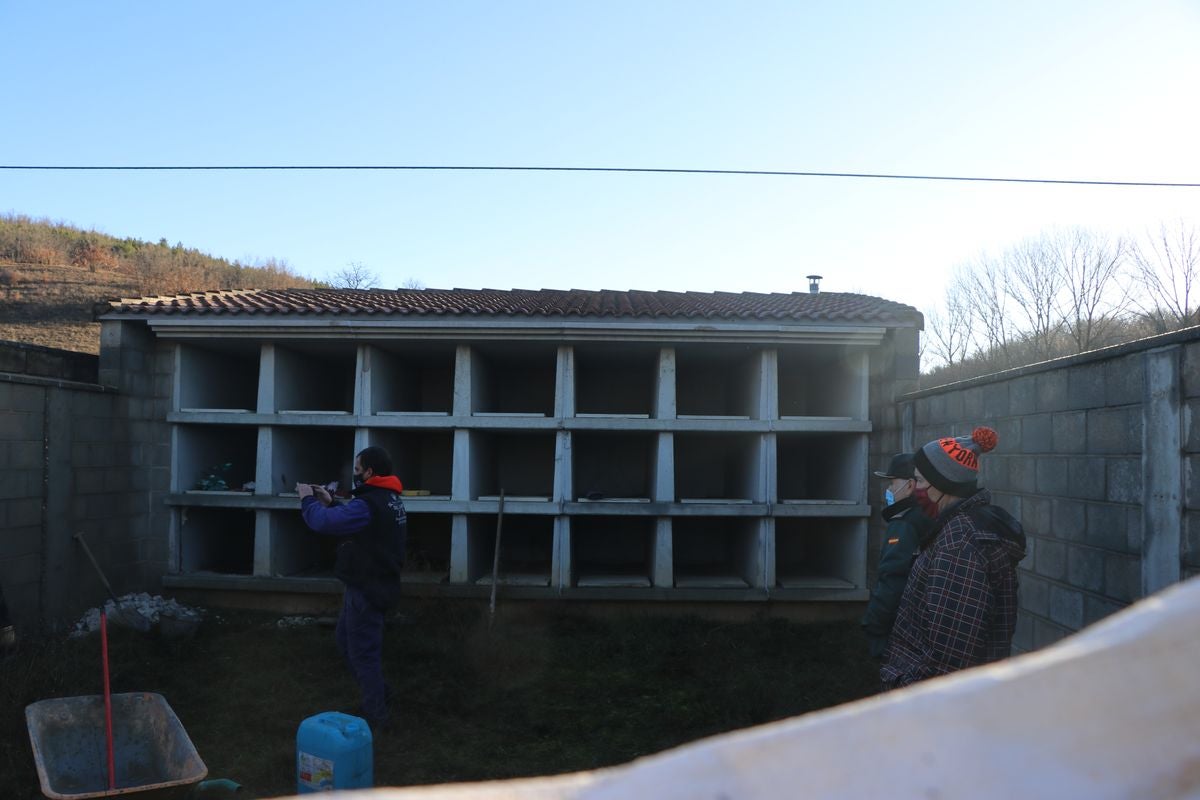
[{"left": 352, "top": 474, "right": 365, "bottom": 489}]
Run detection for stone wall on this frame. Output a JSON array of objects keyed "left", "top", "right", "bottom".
[
  {"left": 887, "top": 326, "right": 1200, "bottom": 652},
  {"left": 0, "top": 323, "right": 171, "bottom": 631}
]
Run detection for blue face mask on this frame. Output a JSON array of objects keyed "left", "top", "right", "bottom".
[{"left": 884, "top": 488, "right": 896, "bottom": 506}]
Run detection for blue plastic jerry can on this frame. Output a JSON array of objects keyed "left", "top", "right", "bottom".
[{"left": 296, "top": 711, "right": 373, "bottom": 793}]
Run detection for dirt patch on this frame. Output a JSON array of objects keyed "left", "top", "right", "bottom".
[{"left": 0, "top": 264, "right": 140, "bottom": 354}]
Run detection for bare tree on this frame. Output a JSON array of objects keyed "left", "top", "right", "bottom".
[
  {"left": 1131, "top": 220, "right": 1200, "bottom": 333},
  {"left": 1053, "top": 227, "right": 1130, "bottom": 353},
  {"left": 1004, "top": 235, "right": 1064, "bottom": 362},
  {"left": 957, "top": 254, "right": 1014, "bottom": 368},
  {"left": 399, "top": 276, "right": 425, "bottom": 289},
  {"left": 328, "top": 261, "right": 379, "bottom": 290},
  {"left": 924, "top": 280, "right": 974, "bottom": 370}
]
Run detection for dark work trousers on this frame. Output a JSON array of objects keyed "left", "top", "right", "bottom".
[{"left": 335, "top": 585, "right": 388, "bottom": 724}]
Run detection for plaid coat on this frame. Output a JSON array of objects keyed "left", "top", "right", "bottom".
[{"left": 880, "top": 489, "right": 1026, "bottom": 689}]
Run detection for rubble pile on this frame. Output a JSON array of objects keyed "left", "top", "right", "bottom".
[{"left": 71, "top": 593, "right": 205, "bottom": 637}]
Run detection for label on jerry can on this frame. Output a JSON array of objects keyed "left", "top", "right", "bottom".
[{"left": 298, "top": 751, "right": 335, "bottom": 790}]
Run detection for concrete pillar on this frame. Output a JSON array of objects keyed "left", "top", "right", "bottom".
[
  {"left": 757, "top": 349, "right": 779, "bottom": 421},
  {"left": 257, "top": 343, "right": 276, "bottom": 413},
  {"left": 653, "top": 517, "right": 673, "bottom": 587},
  {"left": 763, "top": 517, "right": 777, "bottom": 593},
  {"left": 553, "top": 430, "right": 572, "bottom": 504},
  {"left": 553, "top": 516, "right": 570, "bottom": 590},
  {"left": 252, "top": 509, "right": 272, "bottom": 576},
  {"left": 450, "top": 514, "right": 469, "bottom": 583},
  {"left": 555, "top": 345, "right": 575, "bottom": 419},
  {"left": 901, "top": 401, "right": 914, "bottom": 453},
  {"left": 1143, "top": 347, "right": 1182, "bottom": 595},
  {"left": 451, "top": 429, "right": 471, "bottom": 500},
  {"left": 653, "top": 433, "right": 674, "bottom": 502},
  {"left": 356, "top": 345, "right": 372, "bottom": 416},
  {"left": 654, "top": 347, "right": 676, "bottom": 419},
  {"left": 171, "top": 343, "right": 183, "bottom": 412},
  {"left": 452, "top": 345, "right": 472, "bottom": 417}
]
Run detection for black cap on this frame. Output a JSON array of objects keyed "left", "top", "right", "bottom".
[{"left": 873, "top": 453, "right": 915, "bottom": 480}]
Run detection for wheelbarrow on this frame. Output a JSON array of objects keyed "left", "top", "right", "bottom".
[{"left": 26, "top": 692, "right": 208, "bottom": 799}]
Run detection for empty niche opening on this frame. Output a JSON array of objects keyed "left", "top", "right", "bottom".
[
  {"left": 179, "top": 507, "right": 255, "bottom": 575},
  {"left": 271, "top": 427, "right": 356, "bottom": 497},
  {"left": 571, "top": 516, "right": 654, "bottom": 588},
  {"left": 775, "top": 518, "right": 864, "bottom": 590},
  {"left": 469, "top": 514, "right": 553, "bottom": 586},
  {"left": 778, "top": 346, "right": 864, "bottom": 418},
  {"left": 675, "top": 433, "right": 762, "bottom": 502},
  {"left": 369, "top": 344, "right": 454, "bottom": 414},
  {"left": 175, "top": 424, "right": 258, "bottom": 493},
  {"left": 273, "top": 343, "right": 356, "bottom": 414},
  {"left": 573, "top": 345, "right": 656, "bottom": 417},
  {"left": 675, "top": 345, "right": 760, "bottom": 418},
  {"left": 572, "top": 432, "right": 655, "bottom": 501},
  {"left": 177, "top": 342, "right": 260, "bottom": 411},
  {"left": 403, "top": 514, "right": 451, "bottom": 583},
  {"left": 672, "top": 517, "right": 760, "bottom": 589},
  {"left": 269, "top": 510, "right": 339, "bottom": 577},
  {"left": 472, "top": 432, "right": 555, "bottom": 500},
  {"left": 777, "top": 433, "right": 865, "bottom": 503},
  {"left": 469, "top": 343, "right": 556, "bottom": 416},
  {"left": 368, "top": 429, "right": 453, "bottom": 498}
]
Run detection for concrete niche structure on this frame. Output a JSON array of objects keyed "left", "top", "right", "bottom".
[{"left": 94, "top": 287, "right": 921, "bottom": 610}]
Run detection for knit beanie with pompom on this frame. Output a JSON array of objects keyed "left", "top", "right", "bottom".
[{"left": 913, "top": 426, "right": 998, "bottom": 496}]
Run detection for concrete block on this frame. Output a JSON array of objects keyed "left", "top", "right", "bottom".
[
  {"left": 1186, "top": 400, "right": 1200, "bottom": 454},
  {"left": 983, "top": 382, "right": 1010, "bottom": 419},
  {"left": 944, "top": 391, "right": 964, "bottom": 421},
  {"left": 1086, "top": 502, "right": 1133, "bottom": 554},
  {"left": 962, "top": 387, "right": 984, "bottom": 420},
  {"left": 1032, "top": 617, "right": 1068, "bottom": 650},
  {"left": 1034, "top": 457, "right": 1069, "bottom": 497},
  {"left": 1051, "top": 411, "right": 1087, "bottom": 454},
  {"left": 1034, "top": 538, "right": 1066, "bottom": 580},
  {"left": 1023, "top": 495, "right": 1052, "bottom": 538},
  {"left": 1087, "top": 407, "right": 1141, "bottom": 455},
  {"left": 1066, "top": 545, "right": 1105, "bottom": 593},
  {"left": 0, "top": 411, "right": 37, "bottom": 439},
  {"left": 74, "top": 468, "right": 105, "bottom": 495},
  {"left": 1, "top": 552, "right": 40, "bottom": 587},
  {"left": 1048, "top": 584, "right": 1084, "bottom": 629},
  {"left": 1010, "top": 458, "right": 1037, "bottom": 494},
  {"left": 1067, "top": 362, "right": 1107, "bottom": 410},
  {"left": 1106, "top": 458, "right": 1142, "bottom": 504},
  {"left": 1083, "top": 594, "right": 1126, "bottom": 627},
  {"left": 1125, "top": 507, "right": 1143, "bottom": 553},
  {"left": 4, "top": 383, "right": 45, "bottom": 412},
  {"left": 1186, "top": 511, "right": 1200, "bottom": 568},
  {"left": 1020, "top": 573, "right": 1050, "bottom": 617},
  {"left": 1182, "top": 341, "right": 1200, "bottom": 398},
  {"left": 1104, "top": 553, "right": 1140, "bottom": 603},
  {"left": 1021, "top": 413, "right": 1052, "bottom": 453},
  {"left": 1070, "top": 455, "right": 1104, "bottom": 501},
  {"left": 7, "top": 440, "right": 42, "bottom": 470},
  {"left": 1036, "top": 370, "right": 1070, "bottom": 412},
  {"left": 1104, "top": 355, "right": 1144, "bottom": 406},
  {"left": 980, "top": 455, "right": 1008, "bottom": 491},
  {"left": 990, "top": 493, "right": 1021, "bottom": 519},
  {"left": 1012, "top": 612, "right": 1034, "bottom": 653},
  {"left": 0, "top": 526, "right": 39, "bottom": 558},
  {"left": 1052, "top": 498, "right": 1086, "bottom": 542},
  {"left": 7, "top": 497, "right": 41, "bottom": 527},
  {"left": 994, "top": 416, "right": 1021, "bottom": 453},
  {"left": 1009, "top": 376, "right": 1037, "bottom": 415}
]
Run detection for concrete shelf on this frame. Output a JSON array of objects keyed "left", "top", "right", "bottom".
[
  {"left": 177, "top": 507, "right": 255, "bottom": 576},
  {"left": 774, "top": 518, "right": 866, "bottom": 591},
  {"left": 175, "top": 341, "right": 260, "bottom": 412},
  {"left": 172, "top": 424, "right": 258, "bottom": 493},
  {"left": 268, "top": 342, "right": 357, "bottom": 414},
  {"left": 365, "top": 343, "right": 454, "bottom": 415}
]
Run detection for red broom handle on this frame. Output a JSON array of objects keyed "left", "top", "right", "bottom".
[{"left": 100, "top": 611, "right": 115, "bottom": 790}]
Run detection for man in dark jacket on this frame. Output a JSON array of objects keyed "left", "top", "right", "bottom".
[
  {"left": 862, "top": 453, "right": 934, "bottom": 659},
  {"left": 881, "top": 427, "right": 1026, "bottom": 690},
  {"left": 298, "top": 446, "right": 406, "bottom": 727}
]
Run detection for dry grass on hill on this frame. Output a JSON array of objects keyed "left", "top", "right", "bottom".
[{"left": 0, "top": 264, "right": 140, "bottom": 354}]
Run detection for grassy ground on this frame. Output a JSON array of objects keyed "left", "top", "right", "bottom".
[{"left": 2, "top": 601, "right": 879, "bottom": 799}]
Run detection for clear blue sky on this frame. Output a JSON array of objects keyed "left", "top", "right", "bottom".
[{"left": 2, "top": 1, "right": 1198, "bottom": 311}]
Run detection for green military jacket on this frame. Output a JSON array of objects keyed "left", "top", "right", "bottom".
[{"left": 861, "top": 495, "right": 935, "bottom": 659}]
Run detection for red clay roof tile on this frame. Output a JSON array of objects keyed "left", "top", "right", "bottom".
[{"left": 97, "top": 287, "right": 921, "bottom": 326}]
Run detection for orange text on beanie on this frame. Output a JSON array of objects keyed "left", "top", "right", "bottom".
[{"left": 913, "top": 426, "right": 998, "bottom": 496}]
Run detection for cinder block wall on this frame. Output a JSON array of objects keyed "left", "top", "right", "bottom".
[
  {"left": 886, "top": 326, "right": 1200, "bottom": 653},
  {"left": 0, "top": 325, "right": 171, "bottom": 632}
]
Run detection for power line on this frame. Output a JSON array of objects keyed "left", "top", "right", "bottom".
[{"left": 0, "top": 164, "right": 1197, "bottom": 187}]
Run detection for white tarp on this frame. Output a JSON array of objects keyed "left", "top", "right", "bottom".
[{"left": 313, "top": 575, "right": 1200, "bottom": 800}]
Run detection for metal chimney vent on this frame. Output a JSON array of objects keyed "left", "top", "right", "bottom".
[{"left": 806, "top": 275, "right": 823, "bottom": 294}]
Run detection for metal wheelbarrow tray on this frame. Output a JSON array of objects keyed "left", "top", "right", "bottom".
[{"left": 26, "top": 692, "right": 207, "bottom": 799}]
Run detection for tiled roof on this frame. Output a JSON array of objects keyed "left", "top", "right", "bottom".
[{"left": 97, "top": 287, "right": 921, "bottom": 326}]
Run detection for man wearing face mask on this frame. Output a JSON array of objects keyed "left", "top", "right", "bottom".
[
  {"left": 861, "top": 453, "right": 935, "bottom": 660},
  {"left": 880, "top": 427, "right": 1026, "bottom": 690},
  {"left": 298, "top": 445, "right": 407, "bottom": 729}
]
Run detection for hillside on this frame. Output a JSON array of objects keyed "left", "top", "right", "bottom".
[{"left": 0, "top": 215, "right": 321, "bottom": 354}]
